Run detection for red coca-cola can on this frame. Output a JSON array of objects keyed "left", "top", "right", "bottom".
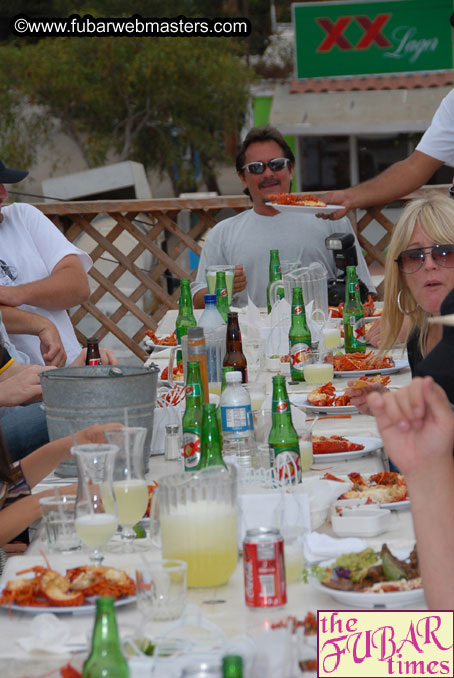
[{"left": 243, "top": 527, "right": 287, "bottom": 609}]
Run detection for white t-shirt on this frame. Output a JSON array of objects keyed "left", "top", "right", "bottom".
[
  {"left": 191, "top": 208, "right": 375, "bottom": 308},
  {"left": 0, "top": 203, "right": 92, "bottom": 364},
  {"left": 416, "top": 89, "right": 454, "bottom": 167}
]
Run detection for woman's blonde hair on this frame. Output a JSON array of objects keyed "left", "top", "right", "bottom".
[{"left": 380, "top": 191, "right": 454, "bottom": 357}]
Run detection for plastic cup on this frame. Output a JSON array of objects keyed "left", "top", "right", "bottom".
[
  {"left": 136, "top": 558, "right": 187, "bottom": 621},
  {"left": 39, "top": 494, "right": 80, "bottom": 553}
]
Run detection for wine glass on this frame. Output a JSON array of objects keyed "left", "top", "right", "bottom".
[
  {"left": 72, "top": 444, "right": 119, "bottom": 564},
  {"left": 105, "top": 427, "right": 148, "bottom": 551}
]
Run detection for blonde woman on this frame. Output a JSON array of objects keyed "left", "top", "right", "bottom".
[{"left": 347, "top": 191, "right": 454, "bottom": 412}]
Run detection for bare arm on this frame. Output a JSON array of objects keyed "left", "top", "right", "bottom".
[
  {"left": 0, "top": 424, "right": 120, "bottom": 545},
  {"left": 321, "top": 151, "right": 443, "bottom": 220},
  {"left": 367, "top": 377, "right": 454, "bottom": 609},
  {"left": 1, "top": 306, "right": 67, "bottom": 366},
  {"left": 0, "top": 255, "right": 90, "bottom": 309}
]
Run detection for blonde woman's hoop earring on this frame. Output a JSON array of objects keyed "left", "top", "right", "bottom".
[{"left": 397, "top": 290, "right": 418, "bottom": 315}]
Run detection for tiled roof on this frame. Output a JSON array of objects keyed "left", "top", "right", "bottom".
[{"left": 289, "top": 71, "right": 454, "bottom": 93}]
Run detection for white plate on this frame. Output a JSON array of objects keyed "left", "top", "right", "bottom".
[
  {"left": 380, "top": 499, "right": 411, "bottom": 511},
  {"left": 310, "top": 578, "right": 424, "bottom": 609},
  {"left": 313, "top": 436, "right": 382, "bottom": 462},
  {"left": 291, "top": 393, "right": 357, "bottom": 415},
  {"left": 158, "top": 378, "right": 185, "bottom": 387},
  {"left": 334, "top": 358, "right": 409, "bottom": 377},
  {"left": 310, "top": 549, "right": 424, "bottom": 608},
  {"left": 266, "top": 202, "right": 343, "bottom": 215},
  {"left": 143, "top": 337, "right": 179, "bottom": 353},
  {"left": 330, "top": 473, "right": 410, "bottom": 510},
  {"left": 1, "top": 594, "right": 136, "bottom": 615}
]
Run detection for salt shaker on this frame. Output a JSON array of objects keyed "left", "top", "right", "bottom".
[{"left": 164, "top": 424, "right": 181, "bottom": 461}]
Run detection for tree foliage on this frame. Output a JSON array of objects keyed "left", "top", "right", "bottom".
[{"left": 0, "top": 35, "right": 254, "bottom": 193}]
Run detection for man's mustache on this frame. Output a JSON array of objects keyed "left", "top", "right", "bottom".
[{"left": 259, "top": 178, "right": 280, "bottom": 189}]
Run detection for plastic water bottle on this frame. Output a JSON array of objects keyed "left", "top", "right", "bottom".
[
  {"left": 220, "top": 371, "right": 257, "bottom": 468},
  {"left": 198, "top": 294, "right": 226, "bottom": 385}
]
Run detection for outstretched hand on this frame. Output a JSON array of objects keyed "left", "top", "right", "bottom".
[
  {"left": 367, "top": 376, "right": 454, "bottom": 476},
  {"left": 345, "top": 379, "right": 389, "bottom": 415}
]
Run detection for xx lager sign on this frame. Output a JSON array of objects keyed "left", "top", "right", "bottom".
[{"left": 293, "top": 0, "right": 454, "bottom": 79}]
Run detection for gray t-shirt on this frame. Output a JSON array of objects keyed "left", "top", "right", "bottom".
[{"left": 191, "top": 208, "right": 375, "bottom": 307}]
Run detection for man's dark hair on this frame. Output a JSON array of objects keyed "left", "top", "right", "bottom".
[{"left": 235, "top": 125, "right": 295, "bottom": 174}]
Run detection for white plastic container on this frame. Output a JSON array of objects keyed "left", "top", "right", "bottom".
[
  {"left": 197, "top": 294, "right": 226, "bottom": 384},
  {"left": 331, "top": 508, "right": 391, "bottom": 537},
  {"left": 220, "top": 371, "right": 257, "bottom": 468}
]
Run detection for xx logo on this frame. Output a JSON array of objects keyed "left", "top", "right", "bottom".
[{"left": 317, "top": 14, "right": 392, "bottom": 52}]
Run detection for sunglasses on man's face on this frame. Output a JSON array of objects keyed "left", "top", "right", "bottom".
[
  {"left": 395, "top": 244, "right": 454, "bottom": 273},
  {"left": 241, "top": 157, "right": 291, "bottom": 175}
]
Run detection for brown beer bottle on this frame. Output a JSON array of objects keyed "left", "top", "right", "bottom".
[
  {"left": 223, "top": 311, "right": 247, "bottom": 383},
  {"left": 85, "top": 337, "right": 102, "bottom": 365}
]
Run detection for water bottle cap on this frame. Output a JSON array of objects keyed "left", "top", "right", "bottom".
[
  {"left": 204, "top": 294, "right": 217, "bottom": 304},
  {"left": 225, "top": 371, "right": 242, "bottom": 383}
]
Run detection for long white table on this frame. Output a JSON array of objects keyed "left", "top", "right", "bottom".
[{"left": 0, "top": 311, "right": 416, "bottom": 678}]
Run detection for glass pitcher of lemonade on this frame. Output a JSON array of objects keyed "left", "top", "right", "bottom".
[{"left": 152, "top": 465, "right": 238, "bottom": 588}]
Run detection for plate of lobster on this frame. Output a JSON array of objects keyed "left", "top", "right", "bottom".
[
  {"left": 266, "top": 193, "right": 341, "bottom": 215},
  {"left": 312, "top": 435, "right": 383, "bottom": 462},
  {"left": 0, "top": 559, "right": 136, "bottom": 614},
  {"left": 322, "top": 471, "right": 410, "bottom": 510},
  {"left": 292, "top": 389, "right": 358, "bottom": 415},
  {"left": 333, "top": 352, "right": 409, "bottom": 377},
  {"left": 144, "top": 330, "right": 179, "bottom": 353}
]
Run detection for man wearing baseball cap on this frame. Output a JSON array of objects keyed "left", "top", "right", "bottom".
[{"left": 0, "top": 159, "right": 92, "bottom": 365}]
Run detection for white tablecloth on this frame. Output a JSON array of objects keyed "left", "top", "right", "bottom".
[{"left": 0, "top": 312, "right": 415, "bottom": 677}]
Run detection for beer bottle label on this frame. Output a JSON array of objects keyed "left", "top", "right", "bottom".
[
  {"left": 347, "top": 315, "right": 366, "bottom": 347},
  {"left": 271, "top": 448, "right": 302, "bottom": 484},
  {"left": 290, "top": 342, "right": 310, "bottom": 373},
  {"left": 183, "top": 430, "right": 201, "bottom": 469},
  {"left": 273, "top": 399, "right": 289, "bottom": 414},
  {"left": 216, "top": 286, "right": 228, "bottom": 298},
  {"left": 292, "top": 305, "right": 303, "bottom": 315},
  {"left": 221, "top": 404, "right": 252, "bottom": 432},
  {"left": 185, "top": 383, "right": 202, "bottom": 398},
  {"left": 88, "top": 358, "right": 101, "bottom": 365}
]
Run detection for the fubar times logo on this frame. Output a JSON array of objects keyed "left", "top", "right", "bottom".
[{"left": 318, "top": 611, "right": 454, "bottom": 678}]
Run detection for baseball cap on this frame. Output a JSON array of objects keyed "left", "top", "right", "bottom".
[{"left": 0, "top": 160, "right": 28, "bottom": 184}]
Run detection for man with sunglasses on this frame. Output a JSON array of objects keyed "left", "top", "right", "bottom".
[
  {"left": 192, "top": 125, "right": 374, "bottom": 308},
  {"left": 320, "top": 14, "right": 454, "bottom": 221}
]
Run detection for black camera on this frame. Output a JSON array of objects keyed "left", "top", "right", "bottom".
[{"left": 325, "top": 233, "right": 370, "bottom": 305}]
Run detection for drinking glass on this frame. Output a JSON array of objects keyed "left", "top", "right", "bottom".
[
  {"left": 73, "top": 444, "right": 118, "bottom": 564},
  {"left": 136, "top": 557, "right": 187, "bottom": 622},
  {"left": 322, "top": 321, "right": 342, "bottom": 350},
  {"left": 206, "top": 265, "right": 235, "bottom": 305},
  {"left": 299, "top": 427, "right": 313, "bottom": 473},
  {"left": 105, "top": 427, "right": 148, "bottom": 551},
  {"left": 302, "top": 351, "right": 334, "bottom": 385}
]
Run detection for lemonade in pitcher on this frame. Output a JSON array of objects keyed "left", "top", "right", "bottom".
[{"left": 160, "top": 501, "right": 238, "bottom": 588}]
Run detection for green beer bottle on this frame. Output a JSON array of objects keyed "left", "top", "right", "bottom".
[
  {"left": 175, "top": 278, "right": 196, "bottom": 364},
  {"left": 82, "top": 596, "right": 129, "bottom": 678},
  {"left": 182, "top": 360, "right": 204, "bottom": 471},
  {"left": 216, "top": 270, "right": 230, "bottom": 323},
  {"left": 217, "top": 365, "right": 234, "bottom": 447},
  {"left": 196, "top": 402, "right": 226, "bottom": 469},
  {"left": 289, "top": 286, "right": 311, "bottom": 382},
  {"left": 223, "top": 654, "right": 244, "bottom": 678},
  {"left": 266, "top": 249, "right": 284, "bottom": 313},
  {"left": 343, "top": 265, "right": 366, "bottom": 354},
  {"left": 268, "top": 375, "right": 301, "bottom": 484}
]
